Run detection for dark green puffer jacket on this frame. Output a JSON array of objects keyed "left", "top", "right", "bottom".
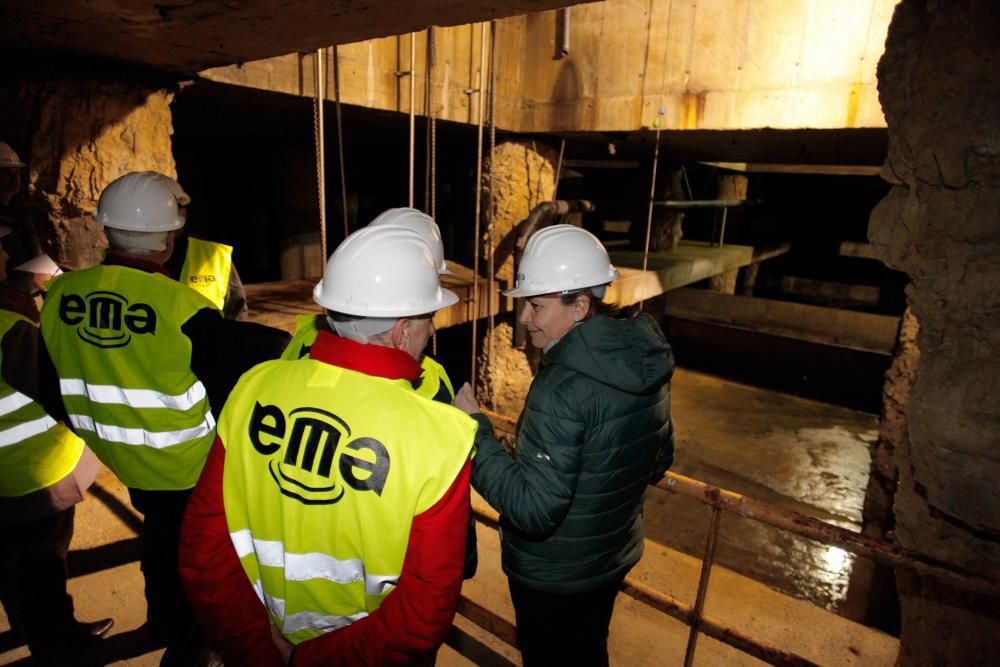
[{"left": 471, "top": 312, "right": 674, "bottom": 594}]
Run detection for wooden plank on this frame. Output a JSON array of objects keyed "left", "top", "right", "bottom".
[
  {"left": 607, "top": 241, "right": 754, "bottom": 306},
  {"left": 663, "top": 288, "right": 899, "bottom": 354}
]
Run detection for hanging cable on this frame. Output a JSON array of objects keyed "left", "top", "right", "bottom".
[
  {"left": 470, "top": 22, "right": 487, "bottom": 388},
  {"left": 333, "top": 45, "right": 349, "bottom": 239},
  {"left": 638, "top": 128, "right": 661, "bottom": 312},
  {"left": 487, "top": 20, "right": 497, "bottom": 345},
  {"left": 314, "top": 47, "right": 328, "bottom": 262},
  {"left": 408, "top": 32, "right": 416, "bottom": 208},
  {"left": 425, "top": 27, "right": 438, "bottom": 217}
]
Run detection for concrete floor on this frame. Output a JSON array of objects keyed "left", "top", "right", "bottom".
[{"left": 0, "top": 368, "right": 897, "bottom": 666}]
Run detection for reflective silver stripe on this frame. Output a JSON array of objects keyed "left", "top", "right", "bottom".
[
  {"left": 0, "top": 414, "right": 57, "bottom": 448},
  {"left": 260, "top": 588, "right": 368, "bottom": 635},
  {"left": 68, "top": 411, "right": 215, "bottom": 449},
  {"left": 230, "top": 531, "right": 399, "bottom": 596},
  {"left": 60, "top": 378, "right": 208, "bottom": 411},
  {"left": 282, "top": 608, "right": 368, "bottom": 635},
  {"left": 0, "top": 390, "right": 34, "bottom": 417},
  {"left": 230, "top": 529, "right": 255, "bottom": 559}
]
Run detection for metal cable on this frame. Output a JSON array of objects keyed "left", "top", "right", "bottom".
[
  {"left": 469, "top": 22, "right": 487, "bottom": 387},
  {"left": 333, "top": 45, "right": 349, "bottom": 239},
  {"left": 313, "top": 48, "right": 328, "bottom": 263},
  {"left": 408, "top": 32, "right": 416, "bottom": 208},
  {"left": 487, "top": 20, "right": 497, "bottom": 345},
  {"left": 638, "top": 128, "right": 661, "bottom": 312}
]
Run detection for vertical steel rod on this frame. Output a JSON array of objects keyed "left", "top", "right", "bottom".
[
  {"left": 333, "top": 45, "right": 349, "bottom": 238},
  {"left": 684, "top": 505, "right": 723, "bottom": 667},
  {"left": 470, "top": 22, "right": 487, "bottom": 387},
  {"left": 638, "top": 128, "right": 661, "bottom": 312},
  {"left": 408, "top": 32, "right": 416, "bottom": 208},
  {"left": 314, "top": 47, "right": 328, "bottom": 261}
]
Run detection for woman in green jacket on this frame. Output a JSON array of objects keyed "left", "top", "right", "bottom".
[{"left": 455, "top": 224, "right": 675, "bottom": 666}]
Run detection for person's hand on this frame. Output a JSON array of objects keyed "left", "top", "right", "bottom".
[
  {"left": 270, "top": 623, "right": 294, "bottom": 664},
  {"left": 453, "top": 382, "right": 481, "bottom": 414}
]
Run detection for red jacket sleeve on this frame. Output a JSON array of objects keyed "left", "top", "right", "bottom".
[
  {"left": 179, "top": 438, "right": 284, "bottom": 667},
  {"left": 291, "top": 459, "right": 472, "bottom": 666}
]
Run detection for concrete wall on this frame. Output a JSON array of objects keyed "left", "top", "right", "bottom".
[
  {"left": 869, "top": 0, "right": 1000, "bottom": 661},
  {"left": 202, "top": 0, "right": 896, "bottom": 133}
]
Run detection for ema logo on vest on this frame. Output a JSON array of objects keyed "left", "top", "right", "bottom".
[
  {"left": 249, "top": 401, "right": 389, "bottom": 505},
  {"left": 58, "top": 291, "right": 157, "bottom": 348}
]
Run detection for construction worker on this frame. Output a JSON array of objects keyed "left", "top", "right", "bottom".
[
  {"left": 454, "top": 225, "right": 676, "bottom": 666},
  {"left": 179, "top": 225, "right": 477, "bottom": 666},
  {"left": 152, "top": 175, "right": 249, "bottom": 321},
  {"left": 280, "top": 207, "right": 454, "bottom": 402},
  {"left": 0, "top": 224, "right": 114, "bottom": 664},
  {"left": 38, "top": 171, "right": 290, "bottom": 657},
  {"left": 0, "top": 141, "right": 43, "bottom": 294},
  {"left": 280, "top": 207, "right": 476, "bottom": 578}
]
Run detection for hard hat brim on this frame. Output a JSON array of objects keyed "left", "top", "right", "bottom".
[{"left": 314, "top": 284, "right": 460, "bottom": 318}]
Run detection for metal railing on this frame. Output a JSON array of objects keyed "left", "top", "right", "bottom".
[{"left": 455, "top": 410, "right": 1000, "bottom": 666}]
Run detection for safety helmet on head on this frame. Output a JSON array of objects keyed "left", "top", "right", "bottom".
[
  {"left": 93, "top": 171, "right": 189, "bottom": 232},
  {"left": 0, "top": 142, "right": 25, "bottom": 169},
  {"left": 313, "top": 225, "right": 459, "bottom": 317},
  {"left": 367, "top": 207, "right": 452, "bottom": 274},
  {"left": 504, "top": 224, "right": 619, "bottom": 298}
]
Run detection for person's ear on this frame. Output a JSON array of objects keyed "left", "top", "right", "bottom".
[
  {"left": 572, "top": 294, "right": 590, "bottom": 322},
  {"left": 389, "top": 318, "right": 410, "bottom": 349}
]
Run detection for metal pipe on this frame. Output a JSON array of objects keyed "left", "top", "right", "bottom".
[
  {"left": 556, "top": 7, "right": 571, "bottom": 58},
  {"left": 656, "top": 472, "right": 1000, "bottom": 597},
  {"left": 408, "top": 32, "right": 416, "bottom": 208},
  {"left": 470, "top": 22, "right": 487, "bottom": 387},
  {"left": 684, "top": 506, "right": 722, "bottom": 667},
  {"left": 654, "top": 198, "right": 755, "bottom": 208},
  {"left": 621, "top": 579, "right": 819, "bottom": 667}
]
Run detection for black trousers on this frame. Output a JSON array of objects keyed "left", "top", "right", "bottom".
[
  {"left": 0, "top": 506, "right": 78, "bottom": 657},
  {"left": 128, "top": 487, "right": 194, "bottom": 648},
  {"left": 508, "top": 576, "right": 624, "bottom": 667}
]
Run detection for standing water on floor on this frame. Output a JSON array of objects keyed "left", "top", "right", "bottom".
[{"left": 643, "top": 367, "right": 878, "bottom": 614}]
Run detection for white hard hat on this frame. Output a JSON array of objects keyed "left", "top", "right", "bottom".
[
  {"left": 0, "top": 142, "right": 25, "bottom": 168},
  {"left": 15, "top": 253, "right": 62, "bottom": 277},
  {"left": 505, "top": 224, "right": 619, "bottom": 298},
  {"left": 93, "top": 171, "right": 189, "bottom": 232},
  {"left": 314, "top": 226, "right": 459, "bottom": 317},
  {"left": 367, "top": 207, "right": 452, "bottom": 274}
]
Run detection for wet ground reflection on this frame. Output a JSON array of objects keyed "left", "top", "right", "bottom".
[{"left": 643, "top": 368, "right": 878, "bottom": 614}]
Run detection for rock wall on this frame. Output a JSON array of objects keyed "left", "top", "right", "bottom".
[
  {"left": 869, "top": 0, "right": 1000, "bottom": 660},
  {"left": 484, "top": 140, "right": 557, "bottom": 285},
  {"left": 3, "top": 72, "right": 176, "bottom": 269}
]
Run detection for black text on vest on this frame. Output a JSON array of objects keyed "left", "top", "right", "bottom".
[
  {"left": 249, "top": 402, "right": 390, "bottom": 505},
  {"left": 59, "top": 292, "right": 157, "bottom": 348}
]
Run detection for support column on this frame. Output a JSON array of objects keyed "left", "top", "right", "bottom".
[
  {"left": 476, "top": 140, "right": 556, "bottom": 414},
  {"left": 869, "top": 2, "right": 1000, "bottom": 661}
]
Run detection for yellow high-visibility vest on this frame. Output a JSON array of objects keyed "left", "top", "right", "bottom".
[
  {"left": 281, "top": 314, "right": 455, "bottom": 400},
  {"left": 0, "top": 310, "right": 86, "bottom": 497},
  {"left": 219, "top": 356, "right": 476, "bottom": 644},
  {"left": 180, "top": 237, "right": 233, "bottom": 311},
  {"left": 40, "top": 265, "right": 218, "bottom": 490}
]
